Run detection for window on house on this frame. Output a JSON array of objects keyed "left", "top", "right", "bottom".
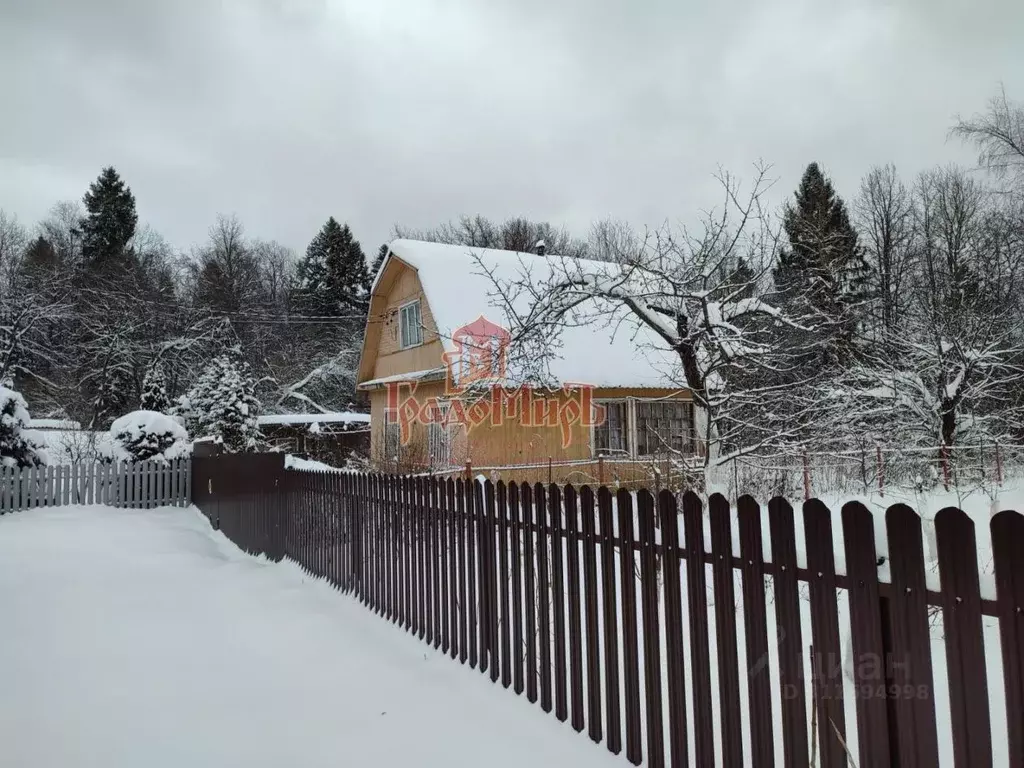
[
  {"left": 384, "top": 415, "right": 401, "bottom": 464},
  {"left": 594, "top": 400, "right": 628, "bottom": 455},
  {"left": 399, "top": 301, "right": 422, "bottom": 348},
  {"left": 635, "top": 400, "right": 695, "bottom": 456},
  {"left": 427, "top": 402, "right": 451, "bottom": 469}
]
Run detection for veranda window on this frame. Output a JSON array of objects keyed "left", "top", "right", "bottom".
[
  {"left": 635, "top": 400, "right": 695, "bottom": 456},
  {"left": 594, "top": 400, "right": 628, "bottom": 455}
]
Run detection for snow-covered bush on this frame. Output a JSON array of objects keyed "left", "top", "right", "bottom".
[
  {"left": 140, "top": 364, "right": 171, "bottom": 412},
  {"left": 0, "top": 386, "right": 45, "bottom": 468},
  {"left": 182, "top": 354, "right": 261, "bottom": 453},
  {"left": 110, "top": 410, "right": 190, "bottom": 463}
]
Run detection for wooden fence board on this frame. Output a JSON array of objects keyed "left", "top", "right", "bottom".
[
  {"left": 580, "top": 485, "right": 602, "bottom": 744},
  {"left": 682, "top": 491, "right": 715, "bottom": 767},
  {"left": 497, "top": 481, "right": 512, "bottom": 688},
  {"left": 803, "top": 498, "right": 848, "bottom": 766},
  {"left": 841, "top": 501, "right": 893, "bottom": 768},
  {"left": 659, "top": 490, "right": 688, "bottom": 768},
  {"left": 564, "top": 485, "right": 585, "bottom": 732},
  {"left": 617, "top": 488, "right": 643, "bottom": 766},
  {"left": 510, "top": 482, "right": 525, "bottom": 695},
  {"left": 768, "top": 496, "right": 810, "bottom": 768},
  {"left": 550, "top": 483, "right": 568, "bottom": 720},
  {"left": 522, "top": 482, "right": 538, "bottom": 701},
  {"left": 992, "top": 510, "right": 1024, "bottom": 768},
  {"left": 598, "top": 485, "right": 622, "bottom": 756},
  {"left": 884, "top": 504, "right": 940, "bottom": 767},
  {"left": 637, "top": 489, "right": 664, "bottom": 768},
  {"left": 709, "top": 493, "right": 743, "bottom": 767},
  {"left": 535, "top": 483, "right": 552, "bottom": 711},
  {"left": 936, "top": 506, "right": 992, "bottom": 767}
]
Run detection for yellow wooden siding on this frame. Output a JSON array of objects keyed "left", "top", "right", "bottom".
[
  {"left": 371, "top": 268, "right": 446, "bottom": 380},
  {"left": 367, "top": 382, "right": 694, "bottom": 474}
]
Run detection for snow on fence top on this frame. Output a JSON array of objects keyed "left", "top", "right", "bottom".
[
  {"left": 27, "top": 418, "right": 81, "bottom": 430},
  {"left": 381, "top": 239, "right": 684, "bottom": 388},
  {"left": 257, "top": 412, "right": 370, "bottom": 428}
]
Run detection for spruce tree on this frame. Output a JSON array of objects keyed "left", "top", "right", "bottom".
[
  {"left": 294, "top": 218, "right": 370, "bottom": 315},
  {"left": 773, "top": 162, "right": 870, "bottom": 363},
  {"left": 140, "top": 363, "right": 171, "bottom": 412},
  {"left": 21, "top": 236, "right": 60, "bottom": 276},
  {"left": 369, "top": 243, "right": 389, "bottom": 288},
  {"left": 0, "top": 385, "right": 43, "bottom": 468},
  {"left": 79, "top": 167, "right": 138, "bottom": 274},
  {"left": 185, "top": 352, "right": 261, "bottom": 452}
]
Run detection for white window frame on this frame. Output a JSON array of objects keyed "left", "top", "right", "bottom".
[
  {"left": 398, "top": 299, "right": 423, "bottom": 349},
  {"left": 591, "top": 398, "right": 631, "bottom": 457},
  {"left": 427, "top": 400, "right": 453, "bottom": 469}
]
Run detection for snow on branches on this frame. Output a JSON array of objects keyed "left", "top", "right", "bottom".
[
  {"left": 110, "top": 410, "right": 190, "bottom": 463},
  {"left": 479, "top": 164, "right": 811, "bottom": 466},
  {"left": 180, "top": 353, "right": 262, "bottom": 453},
  {"left": 0, "top": 386, "right": 45, "bottom": 468}
]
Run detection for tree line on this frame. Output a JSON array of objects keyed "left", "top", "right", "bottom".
[{"left": 0, "top": 86, "right": 1021, "bottom": 470}]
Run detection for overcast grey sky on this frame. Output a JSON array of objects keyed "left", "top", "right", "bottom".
[{"left": 1, "top": 0, "right": 1021, "bottom": 256}]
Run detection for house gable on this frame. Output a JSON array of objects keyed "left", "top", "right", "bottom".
[{"left": 357, "top": 256, "right": 446, "bottom": 386}]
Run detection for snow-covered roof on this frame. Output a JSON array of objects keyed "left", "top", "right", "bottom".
[
  {"left": 360, "top": 367, "right": 447, "bottom": 389},
  {"left": 257, "top": 412, "right": 371, "bottom": 427},
  {"left": 378, "top": 239, "right": 684, "bottom": 388}
]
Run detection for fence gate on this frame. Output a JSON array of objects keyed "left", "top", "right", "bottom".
[{"left": 192, "top": 453, "right": 290, "bottom": 562}]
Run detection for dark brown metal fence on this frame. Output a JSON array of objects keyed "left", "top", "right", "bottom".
[{"left": 193, "top": 454, "right": 1024, "bottom": 768}]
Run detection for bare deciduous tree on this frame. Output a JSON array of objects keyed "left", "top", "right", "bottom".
[
  {"left": 478, "top": 164, "right": 811, "bottom": 471},
  {"left": 952, "top": 85, "right": 1024, "bottom": 190},
  {"left": 855, "top": 165, "right": 916, "bottom": 343}
]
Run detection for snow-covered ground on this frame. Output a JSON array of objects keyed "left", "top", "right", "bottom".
[{"left": 0, "top": 504, "right": 620, "bottom": 768}]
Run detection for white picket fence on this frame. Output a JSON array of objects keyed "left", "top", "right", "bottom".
[{"left": 0, "top": 459, "right": 191, "bottom": 513}]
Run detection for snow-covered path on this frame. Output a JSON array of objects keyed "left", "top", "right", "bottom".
[{"left": 0, "top": 505, "right": 619, "bottom": 768}]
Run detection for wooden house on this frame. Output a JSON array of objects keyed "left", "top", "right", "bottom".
[{"left": 356, "top": 240, "right": 703, "bottom": 487}]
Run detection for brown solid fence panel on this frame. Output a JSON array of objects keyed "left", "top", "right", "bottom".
[
  {"left": 637, "top": 489, "right": 664, "bottom": 768},
  {"left": 580, "top": 485, "right": 602, "bottom": 744},
  {"left": 616, "top": 488, "right": 643, "bottom": 766},
  {"left": 803, "top": 498, "right": 848, "bottom": 766},
  {"left": 935, "top": 506, "right": 993, "bottom": 767},
  {"left": 768, "top": 496, "right": 810, "bottom": 768},
  {"left": 682, "top": 491, "right": 715, "bottom": 767},
  {"left": 841, "top": 501, "right": 893, "bottom": 768},
  {"left": 658, "top": 490, "right": 689, "bottom": 768},
  {"left": 884, "top": 504, "right": 940, "bottom": 767},
  {"left": 708, "top": 493, "right": 743, "bottom": 768},
  {"left": 564, "top": 485, "right": 585, "bottom": 732},
  {"left": 549, "top": 483, "right": 568, "bottom": 721},
  {"left": 992, "top": 510, "right": 1024, "bottom": 768}
]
